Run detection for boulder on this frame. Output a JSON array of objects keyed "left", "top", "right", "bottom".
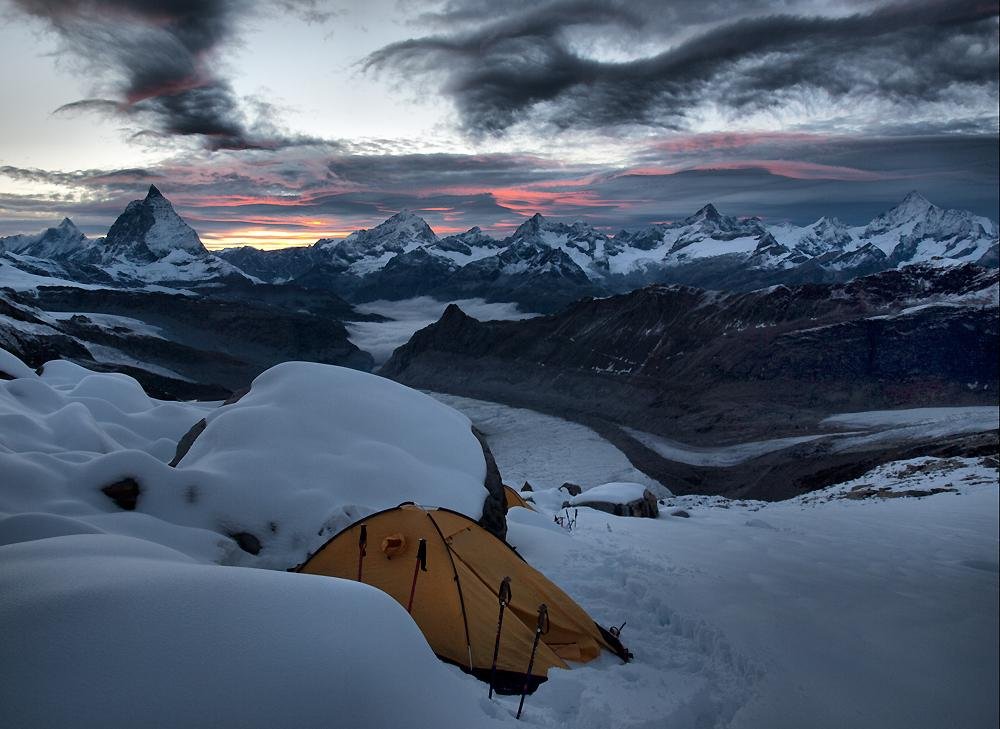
[{"left": 559, "top": 482, "right": 583, "bottom": 496}]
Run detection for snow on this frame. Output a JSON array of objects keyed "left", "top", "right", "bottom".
[
  {"left": 427, "top": 391, "right": 662, "bottom": 493},
  {"left": 0, "top": 348, "right": 36, "bottom": 378},
  {"left": 0, "top": 534, "right": 506, "bottom": 729},
  {"left": 2, "top": 350, "right": 996, "bottom": 728},
  {"left": 102, "top": 250, "right": 254, "bottom": 284},
  {"left": 49, "top": 311, "right": 167, "bottom": 338},
  {"left": 83, "top": 342, "right": 195, "bottom": 382},
  {"left": 569, "top": 481, "right": 650, "bottom": 505},
  {"left": 624, "top": 406, "right": 998, "bottom": 466},
  {"left": 2, "top": 355, "right": 491, "bottom": 570},
  {"left": 823, "top": 406, "right": 999, "bottom": 431},
  {"left": 665, "top": 234, "right": 762, "bottom": 262},
  {"left": 500, "top": 456, "right": 999, "bottom": 729},
  {"left": 624, "top": 427, "right": 831, "bottom": 466},
  {"left": 143, "top": 191, "right": 206, "bottom": 257},
  {"left": 0, "top": 256, "right": 107, "bottom": 291},
  {"left": 347, "top": 297, "right": 539, "bottom": 365}
]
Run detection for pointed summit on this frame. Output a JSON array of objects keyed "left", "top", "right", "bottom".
[
  {"left": 103, "top": 186, "right": 206, "bottom": 261},
  {"left": 697, "top": 203, "right": 720, "bottom": 218}
]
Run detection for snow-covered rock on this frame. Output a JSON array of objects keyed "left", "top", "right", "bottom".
[{"left": 0, "top": 353, "right": 491, "bottom": 568}]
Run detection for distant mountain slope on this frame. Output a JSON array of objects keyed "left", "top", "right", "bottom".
[
  {"left": 381, "top": 263, "right": 998, "bottom": 439},
  {"left": 380, "top": 263, "right": 998, "bottom": 498}
]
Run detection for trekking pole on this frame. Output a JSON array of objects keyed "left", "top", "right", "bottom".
[
  {"left": 357, "top": 524, "right": 367, "bottom": 582},
  {"left": 488, "top": 576, "right": 513, "bottom": 699},
  {"left": 406, "top": 538, "right": 427, "bottom": 613},
  {"left": 515, "top": 604, "right": 549, "bottom": 720}
]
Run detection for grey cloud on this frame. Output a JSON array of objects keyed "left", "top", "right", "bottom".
[
  {"left": 366, "top": 0, "right": 999, "bottom": 136},
  {"left": 11, "top": 0, "right": 334, "bottom": 150}
]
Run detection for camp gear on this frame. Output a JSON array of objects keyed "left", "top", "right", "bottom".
[
  {"left": 516, "top": 604, "right": 549, "bottom": 719},
  {"left": 489, "top": 576, "right": 513, "bottom": 699},
  {"left": 406, "top": 538, "right": 428, "bottom": 613},
  {"left": 295, "top": 504, "right": 630, "bottom": 693}
]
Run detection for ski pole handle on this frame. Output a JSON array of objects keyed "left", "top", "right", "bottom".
[{"left": 498, "top": 576, "right": 512, "bottom": 606}]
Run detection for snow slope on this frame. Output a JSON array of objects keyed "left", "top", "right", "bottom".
[
  {"left": 0, "top": 534, "right": 506, "bottom": 729},
  {"left": 428, "top": 391, "right": 661, "bottom": 492},
  {"left": 1, "top": 350, "right": 996, "bottom": 729},
  {"left": 501, "top": 457, "right": 999, "bottom": 729}
]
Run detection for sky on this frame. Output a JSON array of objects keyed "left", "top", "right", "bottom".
[{"left": 0, "top": 0, "right": 997, "bottom": 249}]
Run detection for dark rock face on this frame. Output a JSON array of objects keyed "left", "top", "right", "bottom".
[
  {"left": 170, "top": 418, "right": 207, "bottom": 467},
  {"left": 27, "top": 285, "right": 374, "bottom": 392},
  {"left": 472, "top": 426, "right": 507, "bottom": 541},
  {"left": 382, "top": 265, "right": 998, "bottom": 442},
  {"left": 101, "top": 478, "right": 141, "bottom": 510},
  {"left": 352, "top": 248, "right": 458, "bottom": 302},
  {"left": 558, "top": 483, "right": 583, "bottom": 496}
]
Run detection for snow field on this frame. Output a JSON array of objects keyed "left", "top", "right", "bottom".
[
  {"left": 0, "top": 534, "right": 508, "bottom": 729},
  {"left": 2, "top": 349, "right": 996, "bottom": 728}
]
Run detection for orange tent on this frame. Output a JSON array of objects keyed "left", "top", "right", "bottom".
[{"left": 295, "top": 504, "right": 628, "bottom": 692}]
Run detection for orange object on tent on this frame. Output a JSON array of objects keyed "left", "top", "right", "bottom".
[{"left": 295, "top": 504, "right": 629, "bottom": 693}]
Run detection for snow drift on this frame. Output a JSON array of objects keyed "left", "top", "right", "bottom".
[{"left": 0, "top": 534, "right": 504, "bottom": 729}]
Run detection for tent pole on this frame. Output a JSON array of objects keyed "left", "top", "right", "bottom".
[
  {"left": 406, "top": 538, "right": 427, "bottom": 613},
  {"left": 488, "top": 576, "right": 512, "bottom": 699},
  {"left": 516, "top": 604, "right": 548, "bottom": 720},
  {"left": 356, "top": 524, "right": 367, "bottom": 582}
]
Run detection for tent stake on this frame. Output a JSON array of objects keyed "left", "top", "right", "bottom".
[
  {"left": 516, "top": 604, "right": 548, "bottom": 720},
  {"left": 488, "top": 576, "right": 512, "bottom": 699},
  {"left": 357, "top": 524, "right": 367, "bottom": 582},
  {"left": 406, "top": 538, "right": 427, "bottom": 613}
]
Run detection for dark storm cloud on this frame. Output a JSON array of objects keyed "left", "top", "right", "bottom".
[
  {"left": 607, "top": 133, "right": 1000, "bottom": 225},
  {"left": 2, "top": 130, "right": 995, "bottom": 239},
  {"left": 10, "top": 0, "right": 331, "bottom": 150},
  {"left": 365, "top": 0, "right": 999, "bottom": 135}
]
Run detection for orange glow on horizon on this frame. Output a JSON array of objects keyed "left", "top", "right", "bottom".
[{"left": 201, "top": 227, "right": 352, "bottom": 251}]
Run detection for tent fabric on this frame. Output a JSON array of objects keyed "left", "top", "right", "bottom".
[
  {"left": 503, "top": 484, "right": 534, "bottom": 511},
  {"left": 295, "top": 504, "right": 627, "bottom": 692}
]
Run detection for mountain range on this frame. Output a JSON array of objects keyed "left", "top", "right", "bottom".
[
  {"left": 2, "top": 187, "right": 996, "bottom": 312},
  {"left": 1, "top": 186, "right": 995, "bottom": 499}
]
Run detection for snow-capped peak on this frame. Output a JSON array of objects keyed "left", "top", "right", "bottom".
[
  {"left": 688, "top": 203, "right": 722, "bottom": 223},
  {"left": 0, "top": 216, "right": 92, "bottom": 259},
  {"left": 865, "top": 192, "right": 936, "bottom": 235},
  {"left": 102, "top": 185, "right": 207, "bottom": 262}
]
